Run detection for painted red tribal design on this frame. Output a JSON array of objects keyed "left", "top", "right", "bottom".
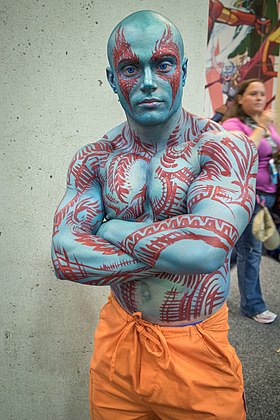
[
  {"left": 151, "top": 24, "right": 181, "bottom": 108},
  {"left": 53, "top": 244, "right": 147, "bottom": 286},
  {"left": 52, "top": 111, "right": 257, "bottom": 324},
  {"left": 113, "top": 27, "right": 139, "bottom": 109},
  {"left": 159, "top": 269, "right": 227, "bottom": 321},
  {"left": 53, "top": 141, "right": 111, "bottom": 237},
  {"left": 121, "top": 215, "right": 238, "bottom": 266}
]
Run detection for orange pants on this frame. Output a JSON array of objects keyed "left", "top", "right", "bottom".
[{"left": 89, "top": 294, "right": 246, "bottom": 419}]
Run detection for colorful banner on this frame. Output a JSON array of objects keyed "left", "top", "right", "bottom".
[{"left": 204, "top": 0, "right": 280, "bottom": 121}]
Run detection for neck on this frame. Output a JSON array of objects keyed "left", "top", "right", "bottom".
[
  {"left": 127, "top": 108, "right": 184, "bottom": 152},
  {"left": 247, "top": 112, "right": 261, "bottom": 122}
]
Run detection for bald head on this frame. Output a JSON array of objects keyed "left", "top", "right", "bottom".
[
  {"left": 106, "top": 10, "right": 187, "bottom": 127},
  {"left": 107, "top": 10, "right": 185, "bottom": 66}
]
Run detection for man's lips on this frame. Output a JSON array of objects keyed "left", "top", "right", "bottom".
[{"left": 138, "top": 99, "right": 163, "bottom": 107}]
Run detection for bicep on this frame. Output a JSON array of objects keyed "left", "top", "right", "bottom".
[
  {"left": 53, "top": 144, "right": 109, "bottom": 235},
  {"left": 187, "top": 131, "right": 257, "bottom": 234},
  {"left": 54, "top": 183, "right": 104, "bottom": 237}
]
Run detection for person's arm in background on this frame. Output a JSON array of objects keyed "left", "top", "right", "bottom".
[
  {"left": 223, "top": 111, "right": 275, "bottom": 148},
  {"left": 98, "top": 130, "right": 258, "bottom": 274}
]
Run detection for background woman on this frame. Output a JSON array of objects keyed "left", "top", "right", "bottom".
[{"left": 223, "top": 78, "right": 279, "bottom": 324}]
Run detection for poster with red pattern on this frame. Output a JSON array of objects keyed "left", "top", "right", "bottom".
[{"left": 204, "top": 0, "right": 280, "bottom": 121}]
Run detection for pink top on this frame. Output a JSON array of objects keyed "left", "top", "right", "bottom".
[{"left": 222, "top": 118, "right": 280, "bottom": 193}]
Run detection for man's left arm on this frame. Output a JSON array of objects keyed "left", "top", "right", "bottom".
[{"left": 98, "top": 131, "right": 258, "bottom": 274}]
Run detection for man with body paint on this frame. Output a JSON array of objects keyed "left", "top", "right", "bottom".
[{"left": 52, "top": 10, "right": 257, "bottom": 419}]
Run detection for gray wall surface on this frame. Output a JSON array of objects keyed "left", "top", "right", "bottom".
[{"left": 0, "top": 1, "right": 209, "bottom": 419}]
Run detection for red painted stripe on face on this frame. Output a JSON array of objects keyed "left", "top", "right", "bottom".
[
  {"left": 152, "top": 25, "right": 181, "bottom": 108},
  {"left": 113, "top": 27, "right": 140, "bottom": 109}
]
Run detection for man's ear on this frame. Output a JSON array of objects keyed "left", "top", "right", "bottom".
[
  {"left": 106, "top": 67, "right": 118, "bottom": 93},
  {"left": 182, "top": 58, "right": 188, "bottom": 87}
]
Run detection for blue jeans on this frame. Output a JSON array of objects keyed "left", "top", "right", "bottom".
[{"left": 235, "top": 193, "right": 276, "bottom": 317}]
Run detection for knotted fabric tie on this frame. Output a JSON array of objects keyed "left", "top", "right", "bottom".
[{"left": 109, "top": 312, "right": 171, "bottom": 381}]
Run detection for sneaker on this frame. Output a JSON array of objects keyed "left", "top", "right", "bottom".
[{"left": 252, "top": 310, "right": 277, "bottom": 324}]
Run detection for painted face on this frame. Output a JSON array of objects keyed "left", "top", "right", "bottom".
[
  {"left": 238, "top": 82, "right": 266, "bottom": 118},
  {"left": 221, "top": 61, "right": 235, "bottom": 81},
  {"left": 110, "top": 22, "right": 185, "bottom": 126}
]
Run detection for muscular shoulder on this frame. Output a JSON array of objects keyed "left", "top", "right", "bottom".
[
  {"left": 184, "top": 110, "right": 226, "bottom": 140},
  {"left": 66, "top": 138, "right": 112, "bottom": 190},
  {"left": 195, "top": 125, "right": 254, "bottom": 147},
  {"left": 183, "top": 110, "right": 253, "bottom": 150},
  {"left": 66, "top": 122, "right": 129, "bottom": 189},
  {"left": 193, "top": 128, "right": 257, "bottom": 169},
  {"left": 100, "top": 121, "right": 125, "bottom": 141}
]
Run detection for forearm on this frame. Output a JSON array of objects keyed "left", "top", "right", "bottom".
[
  {"left": 99, "top": 132, "right": 257, "bottom": 275},
  {"left": 98, "top": 216, "right": 236, "bottom": 274},
  {"left": 252, "top": 110, "right": 275, "bottom": 147},
  {"left": 51, "top": 227, "right": 155, "bottom": 285},
  {"left": 249, "top": 125, "right": 267, "bottom": 148}
]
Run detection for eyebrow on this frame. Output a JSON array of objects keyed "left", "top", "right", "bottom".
[
  {"left": 151, "top": 53, "right": 177, "bottom": 62},
  {"left": 117, "top": 58, "right": 140, "bottom": 66},
  {"left": 117, "top": 54, "right": 177, "bottom": 67}
]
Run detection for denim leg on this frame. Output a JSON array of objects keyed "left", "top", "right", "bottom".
[
  {"left": 235, "top": 194, "right": 276, "bottom": 317},
  {"left": 235, "top": 217, "right": 265, "bottom": 317}
]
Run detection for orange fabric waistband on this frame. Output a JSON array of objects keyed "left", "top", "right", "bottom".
[
  {"left": 109, "top": 292, "right": 229, "bottom": 334},
  {"left": 108, "top": 292, "right": 229, "bottom": 381}
]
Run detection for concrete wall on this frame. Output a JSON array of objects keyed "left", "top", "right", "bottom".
[{"left": 0, "top": 1, "right": 209, "bottom": 419}]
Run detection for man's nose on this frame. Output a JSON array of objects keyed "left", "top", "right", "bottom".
[{"left": 140, "top": 67, "right": 157, "bottom": 92}]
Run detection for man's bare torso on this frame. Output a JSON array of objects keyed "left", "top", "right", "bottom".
[
  {"left": 98, "top": 114, "right": 230, "bottom": 325},
  {"left": 52, "top": 110, "right": 256, "bottom": 326}
]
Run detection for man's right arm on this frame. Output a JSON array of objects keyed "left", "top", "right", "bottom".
[{"left": 51, "top": 142, "right": 153, "bottom": 285}]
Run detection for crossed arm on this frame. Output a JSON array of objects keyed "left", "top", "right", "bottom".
[
  {"left": 98, "top": 131, "right": 258, "bottom": 274},
  {"left": 51, "top": 142, "right": 155, "bottom": 285},
  {"left": 52, "top": 131, "right": 257, "bottom": 284}
]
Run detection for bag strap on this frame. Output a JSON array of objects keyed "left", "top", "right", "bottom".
[{"left": 256, "top": 194, "right": 265, "bottom": 208}]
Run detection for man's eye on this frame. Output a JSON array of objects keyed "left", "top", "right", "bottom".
[
  {"left": 123, "top": 66, "right": 138, "bottom": 77},
  {"left": 157, "top": 62, "right": 172, "bottom": 72}
]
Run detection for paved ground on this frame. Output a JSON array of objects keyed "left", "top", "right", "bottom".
[{"left": 228, "top": 255, "right": 279, "bottom": 420}]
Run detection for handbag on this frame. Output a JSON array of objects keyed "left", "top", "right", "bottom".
[{"left": 252, "top": 205, "right": 280, "bottom": 250}]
